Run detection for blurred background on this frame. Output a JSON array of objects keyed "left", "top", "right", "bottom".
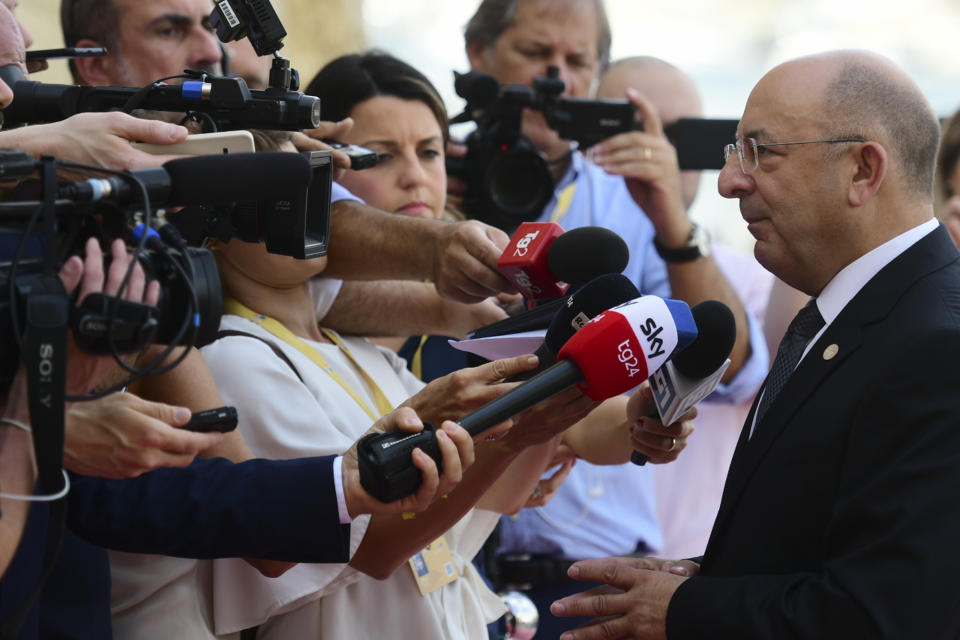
[{"left": 19, "top": 0, "right": 960, "bottom": 251}]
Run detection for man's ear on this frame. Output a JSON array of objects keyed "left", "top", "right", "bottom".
[
  {"left": 465, "top": 39, "right": 488, "bottom": 72},
  {"left": 72, "top": 38, "right": 113, "bottom": 85},
  {"left": 849, "top": 141, "right": 887, "bottom": 207}
]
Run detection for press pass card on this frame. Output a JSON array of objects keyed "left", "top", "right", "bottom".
[{"left": 408, "top": 535, "right": 459, "bottom": 596}]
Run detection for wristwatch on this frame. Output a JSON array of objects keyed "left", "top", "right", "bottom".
[{"left": 653, "top": 222, "right": 711, "bottom": 263}]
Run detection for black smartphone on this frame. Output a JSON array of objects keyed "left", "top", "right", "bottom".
[
  {"left": 25, "top": 47, "right": 108, "bottom": 62},
  {"left": 664, "top": 118, "right": 739, "bottom": 171},
  {"left": 182, "top": 406, "right": 239, "bottom": 433},
  {"left": 322, "top": 140, "right": 379, "bottom": 170}
]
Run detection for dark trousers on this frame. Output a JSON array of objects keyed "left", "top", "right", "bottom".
[{"left": 523, "top": 577, "right": 605, "bottom": 639}]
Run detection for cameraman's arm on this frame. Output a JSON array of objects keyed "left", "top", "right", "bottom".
[
  {"left": 323, "top": 199, "right": 514, "bottom": 304},
  {"left": 0, "top": 112, "right": 188, "bottom": 170},
  {"left": 322, "top": 280, "right": 506, "bottom": 339},
  {"left": 593, "top": 91, "right": 751, "bottom": 380}
]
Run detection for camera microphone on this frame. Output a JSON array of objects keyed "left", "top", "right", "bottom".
[{"left": 57, "top": 152, "right": 312, "bottom": 206}]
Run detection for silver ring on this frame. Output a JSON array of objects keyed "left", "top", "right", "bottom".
[
  {"left": 531, "top": 484, "right": 543, "bottom": 501},
  {"left": 668, "top": 437, "right": 677, "bottom": 451}
]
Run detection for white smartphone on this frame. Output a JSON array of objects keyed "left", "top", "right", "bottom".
[{"left": 132, "top": 130, "right": 256, "bottom": 156}]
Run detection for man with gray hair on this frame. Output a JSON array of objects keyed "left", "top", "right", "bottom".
[{"left": 552, "top": 49, "right": 960, "bottom": 639}]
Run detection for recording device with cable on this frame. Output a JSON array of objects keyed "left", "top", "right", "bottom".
[
  {"left": 358, "top": 294, "right": 697, "bottom": 502},
  {"left": 446, "top": 66, "right": 738, "bottom": 231}
]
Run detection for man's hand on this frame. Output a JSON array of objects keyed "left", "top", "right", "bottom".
[
  {"left": 0, "top": 112, "right": 190, "bottom": 170},
  {"left": 59, "top": 237, "right": 160, "bottom": 396},
  {"left": 402, "top": 355, "right": 540, "bottom": 433},
  {"left": 590, "top": 88, "right": 691, "bottom": 247},
  {"left": 551, "top": 556, "right": 697, "bottom": 640},
  {"left": 64, "top": 392, "right": 222, "bottom": 479},
  {"left": 499, "top": 387, "right": 598, "bottom": 450},
  {"left": 626, "top": 382, "right": 696, "bottom": 464},
  {"left": 292, "top": 118, "right": 354, "bottom": 180},
  {"left": 341, "top": 407, "right": 474, "bottom": 518},
  {"left": 431, "top": 219, "right": 514, "bottom": 303},
  {"left": 523, "top": 444, "right": 576, "bottom": 509}
]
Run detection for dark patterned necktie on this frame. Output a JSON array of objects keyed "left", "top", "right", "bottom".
[{"left": 753, "top": 298, "right": 825, "bottom": 427}]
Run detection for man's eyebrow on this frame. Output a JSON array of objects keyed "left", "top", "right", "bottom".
[
  {"left": 145, "top": 13, "right": 193, "bottom": 30},
  {"left": 744, "top": 127, "right": 772, "bottom": 142}
]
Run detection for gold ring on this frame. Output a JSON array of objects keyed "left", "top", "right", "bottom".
[
  {"left": 668, "top": 437, "right": 677, "bottom": 451},
  {"left": 642, "top": 147, "right": 653, "bottom": 160}
]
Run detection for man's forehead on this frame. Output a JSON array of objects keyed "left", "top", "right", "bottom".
[
  {"left": 117, "top": 0, "right": 211, "bottom": 22},
  {"left": 510, "top": 0, "right": 598, "bottom": 52}
]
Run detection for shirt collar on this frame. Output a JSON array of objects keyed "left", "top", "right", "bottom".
[{"left": 816, "top": 218, "right": 938, "bottom": 326}]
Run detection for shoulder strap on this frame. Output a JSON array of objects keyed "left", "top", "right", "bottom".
[{"left": 215, "top": 330, "right": 304, "bottom": 383}]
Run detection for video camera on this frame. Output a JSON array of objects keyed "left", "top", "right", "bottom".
[
  {"left": 0, "top": 148, "right": 332, "bottom": 390},
  {"left": 446, "top": 67, "right": 738, "bottom": 231},
  {"left": 0, "top": 151, "right": 221, "bottom": 390},
  {"left": 0, "top": 68, "right": 320, "bottom": 132}
]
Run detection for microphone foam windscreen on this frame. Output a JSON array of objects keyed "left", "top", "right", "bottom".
[
  {"left": 544, "top": 273, "right": 639, "bottom": 352},
  {"left": 546, "top": 226, "right": 629, "bottom": 285},
  {"left": 164, "top": 152, "right": 312, "bottom": 205},
  {"left": 673, "top": 300, "right": 736, "bottom": 378}
]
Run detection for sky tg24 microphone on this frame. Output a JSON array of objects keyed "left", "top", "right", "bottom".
[{"left": 358, "top": 295, "right": 696, "bottom": 502}]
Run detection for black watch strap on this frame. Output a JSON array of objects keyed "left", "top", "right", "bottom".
[{"left": 653, "top": 224, "right": 708, "bottom": 263}]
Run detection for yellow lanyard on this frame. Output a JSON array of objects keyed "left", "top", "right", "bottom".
[
  {"left": 223, "top": 297, "right": 395, "bottom": 421},
  {"left": 410, "top": 334, "right": 430, "bottom": 380},
  {"left": 550, "top": 181, "right": 577, "bottom": 224}
]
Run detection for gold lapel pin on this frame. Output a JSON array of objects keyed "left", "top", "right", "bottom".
[{"left": 823, "top": 344, "right": 839, "bottom": 360}]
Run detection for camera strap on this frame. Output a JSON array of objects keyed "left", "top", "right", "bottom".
[{"left": 0, "top": 159, "right": 70, "bottom": 640}]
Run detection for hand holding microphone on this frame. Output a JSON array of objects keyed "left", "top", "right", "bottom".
[
  {"left": 358, "top": 293, "right": 697, "bottom": 502},
  {"left": 629, "top": 299, "right": 737, "bottom": 465}
]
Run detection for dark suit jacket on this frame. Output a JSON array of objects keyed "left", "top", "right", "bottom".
[
  {"left": 668, "top": 225, "right": 960, "bottom": 639},
  {"left": 1, "top": 455, "right": 351, "bottom": 639}
]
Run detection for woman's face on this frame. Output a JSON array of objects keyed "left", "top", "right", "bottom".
[{"left": 336, "top": 95, "right": 447, "bottom": 219}]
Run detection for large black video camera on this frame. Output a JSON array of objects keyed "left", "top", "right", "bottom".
[
  {"left": 0, "top": 151, "right": 222, "bottom": 389},
  {"left": 0, "top": 149, "right": 332, "bottom": 389},
  {"left": 447, "top": 67, "right": 738, "bottom": 231}
]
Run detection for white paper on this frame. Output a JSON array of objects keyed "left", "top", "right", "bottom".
[{"left": 448, "top": 330, "right": 546, "bottom": 361}]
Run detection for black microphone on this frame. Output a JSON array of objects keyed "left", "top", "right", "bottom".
[
  {"left": 545, "top": 226, "right": 629, "bottom": 287},
  {"left": 513, "top": 273, "right": 640, "bottom": 381},
  {"left": 630, "top": 299, "right": 737, "bottom": 465},
  {"left": 56, "top": 152, "right": 312, "bottom": 207}
]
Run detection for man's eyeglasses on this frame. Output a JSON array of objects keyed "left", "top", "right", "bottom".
[{"left": 723, "top": 137, "right": 867, "bottom": 175}]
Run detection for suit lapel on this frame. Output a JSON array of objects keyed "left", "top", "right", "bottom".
[{"left": 706, "top": 225, "right": 960, "bottom": 553}]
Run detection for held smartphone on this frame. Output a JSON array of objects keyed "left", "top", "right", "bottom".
[
  {"left": 322, "top": 140, "right": 379, "bottom": 170},
  {"left": 182, "top": 406, "right": 239, "bottom": 433},
  {"left": 132, "top": 130, "right": 256, "bottom": 156}
]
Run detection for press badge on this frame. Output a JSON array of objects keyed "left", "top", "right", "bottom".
[{"left": 408, "top": 535, "right": 458, "bottom": 596}]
